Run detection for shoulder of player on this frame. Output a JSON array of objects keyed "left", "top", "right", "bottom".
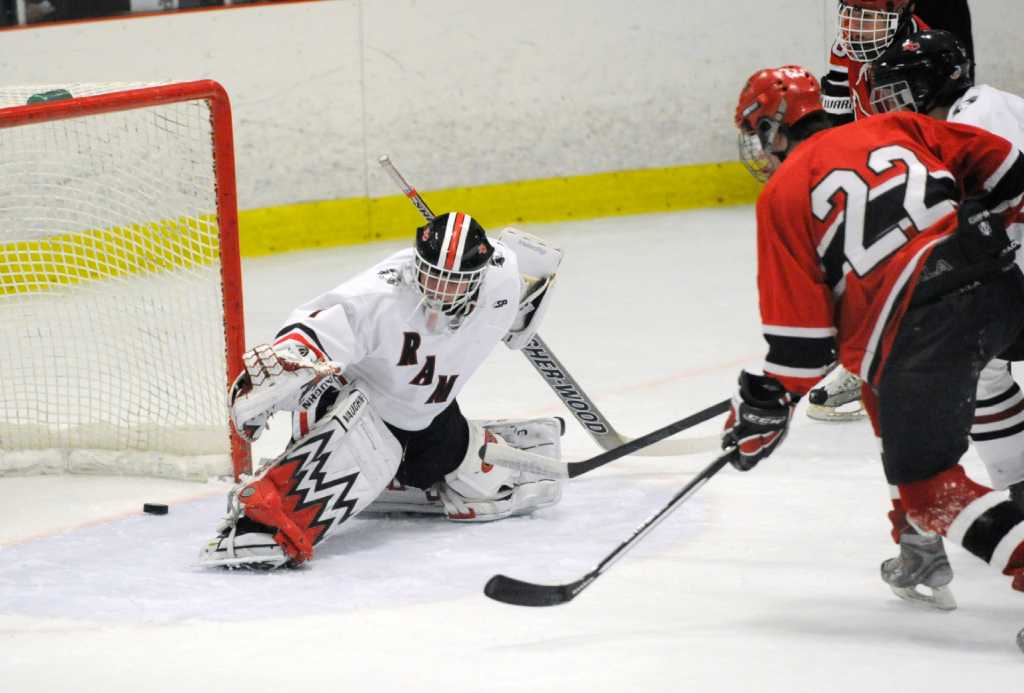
[
  {"left": 828, "top": 39, "right": 848, "bottom": 63},
  {"left": 316, "top": 248, "right": 415, "bottom": 312},
  {"left": 479, "top": 241, "right": 521, "bottom": 295}
]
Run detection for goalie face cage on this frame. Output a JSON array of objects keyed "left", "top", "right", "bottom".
[{"left": 0, "top": 80, "right": 250, "bottom": 481}]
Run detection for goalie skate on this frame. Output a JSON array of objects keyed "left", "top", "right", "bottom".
[
  {"left": 200, "top": 514, "right": 292, "bottom": 570},
  {"left": 806, "top": 366, "right": 865, "bottom": 422},
  {"left": 880, "top": 531, "right": 957, "bottom": 611}
]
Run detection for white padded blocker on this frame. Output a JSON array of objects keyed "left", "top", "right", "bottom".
[
  {"left": 443, "top": 421, "right": 518, "bottom": 500},
  {"left": 498, "top": 227, "right": 562, "bottom": 350},
  {"left": 245, "top": 386, "right": 402, "bottom": 536},
  {"left": 478, "top": 417, "right": 562, "bottom": 461}
]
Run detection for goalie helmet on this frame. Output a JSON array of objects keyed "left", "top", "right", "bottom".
[
  {"left": 869, "top": 30, "right": 973, "bottom": 115},
  {"left": 734, "top": 65, "right": 824, "bottom": 181},
  {"left": 838, "top": 0, "right": 916, "bottom": 63},
  {"left": 413, "top": 212, "right": 494, "bottom": 333}
]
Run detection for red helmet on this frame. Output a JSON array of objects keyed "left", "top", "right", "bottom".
[
  {"left": 838, "top": 0, "right": 915, "bottom": 62},
  {"left": 735, "top": 65, "right": 824, "bottom": 132},
  {"left": 735, "top": 66, "right": 824, "bottom": 181}
]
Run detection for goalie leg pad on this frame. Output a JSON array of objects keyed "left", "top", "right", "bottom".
[
  {"left": 200, "top": 386, "right": 402, "bottom": 569},
  {"left": 440, "top": 418, "right": 564, "bottom": 522}
]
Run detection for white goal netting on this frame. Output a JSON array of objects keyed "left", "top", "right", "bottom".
[{"left": 0, "top": 82, "right": 246, "bottom": 480}]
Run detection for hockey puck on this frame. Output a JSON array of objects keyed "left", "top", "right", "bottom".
[
  {"left": 1017, "top": 627, "right": 1024, "bottom": 654},
  {"left": 143, "top": 503, "right": 169, "bottom": 515}
]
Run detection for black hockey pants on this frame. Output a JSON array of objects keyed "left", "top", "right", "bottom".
[
  {"left": 877, "top": 266, "right": 1024, "bottom": 485},
  {"left": 386, "top": 400, "right": 470, "bottom": 489}
]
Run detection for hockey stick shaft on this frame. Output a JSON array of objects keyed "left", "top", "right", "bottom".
[
  {"left": 482, "top": 397, "right": 730, "bottom": 479},
  {"left": 377, "top": 154, "right": 716, "bottom": 456},
  {"left": 484, "top": 447, "right": 736, "bottom": 606},
  {"left": 378, "top": 154, "right": 436, "bottom": 221}
]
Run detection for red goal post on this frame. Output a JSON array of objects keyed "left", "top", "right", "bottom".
[{"left": 0, "top": 80, "right": 250, "bottom": 480}]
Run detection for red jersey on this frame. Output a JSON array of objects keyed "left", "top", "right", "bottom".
[
  {"left": 756, "top": 112, "right": 1024, "bottom": 395},
  {"left": 821, "top": 15, "right": 928, "bottom": 122}
]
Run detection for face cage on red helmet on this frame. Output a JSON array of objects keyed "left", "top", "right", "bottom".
[
  {"left": 838, "top": 3, "right": 904, "bottom": 63},
  {"left": 737, "top": 99, "right": 788, "bottom": 182}
]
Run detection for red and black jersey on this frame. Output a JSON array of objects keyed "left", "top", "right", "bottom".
[
  {"left": 821, "top": 15, "right": 928, "bottom": 123},
  {"left": 756, "top": 112, "right": 1024, "bottom": 395}
]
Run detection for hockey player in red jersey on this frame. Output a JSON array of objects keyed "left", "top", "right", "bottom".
[
  {"left": 867, "top": 29, "right": 1024, "bottom": 604},
  {"left": 823, "top": 1, "right": 927, "bottom": 124},
  {"left": 199, "top": 212, "right": 565, "bottom": 569},
  {"left": 726, "top": 65, "right": 1024, "bottom": 598}
]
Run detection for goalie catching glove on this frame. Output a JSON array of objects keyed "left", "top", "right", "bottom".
[
  {"left": 229, "top": 342, "right": 344, "bottom": 442},
  {"left": 722, "top": 370, "right": 796, "bottom": 471}
]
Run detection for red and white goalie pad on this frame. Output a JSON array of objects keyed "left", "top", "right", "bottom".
[
  {"left": 200, "top": 384, "right": 401, "bottom": 568},
  {"left": 440, "top": 418, "right": 564, "bottom": 522},
  {"left": 498, "top": 228, "right": 562, "bottom": 350}
]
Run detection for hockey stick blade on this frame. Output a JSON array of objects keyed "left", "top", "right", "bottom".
[
  {"left": 484, "top": 572, "right": 597, "bottom": 607},
  {"left": 482, "top": 397, "right": 730, "bottom": 479},
  {"left": 483, "top": 448, "right": 735, "bottom": 607}
]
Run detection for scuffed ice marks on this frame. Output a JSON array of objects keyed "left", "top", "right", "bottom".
[{"left": 0, "top": 477, "right": 706, "bottom": 622}]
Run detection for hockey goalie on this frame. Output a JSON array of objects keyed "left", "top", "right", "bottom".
[{"left": 200, "top": 213, "right": 566, "bottom": 569}]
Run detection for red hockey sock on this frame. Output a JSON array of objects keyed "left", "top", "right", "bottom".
[{"left": 898, "top": 464, "right": 990, "bottom": 535}]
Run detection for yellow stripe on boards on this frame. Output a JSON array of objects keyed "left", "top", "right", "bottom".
[
  {"left": 238, "top": 161, "right": 760, "bottom": 257},
  {"left": 0, "top": 218, "right": 220, "bottom": 295}
]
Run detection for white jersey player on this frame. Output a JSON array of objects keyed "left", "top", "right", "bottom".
[
  {"left": 200, "top": 212, "right": 565, "bottom": 569},
  {"left": 870, "top": 30, "right": 1024, "bottom": 505},
  {"left": 866, "top": 29, "right": 1024, "bottom": 608}
]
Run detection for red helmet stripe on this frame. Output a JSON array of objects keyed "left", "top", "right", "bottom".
[{"left": 443, "top": 212, "right": 469, "bottom": 270}]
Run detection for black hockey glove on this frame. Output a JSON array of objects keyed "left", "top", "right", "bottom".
[
  {"left": 722, "top": 371, "right": 796, "bottom": 472},
  {"left": 955, "top": 200, "right": 1017, "bottom": 271}
]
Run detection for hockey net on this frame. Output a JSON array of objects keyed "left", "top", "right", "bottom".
[{"left": 0, "top": 80, "right": 250, "bottom": 481}]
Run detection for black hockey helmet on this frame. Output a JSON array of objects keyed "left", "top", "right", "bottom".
[
  {"left": 413, "top": 212, "right": 493, "bottom": 327},
  {"left": 869, "top": 30, "right": 973, "bottom": 115}
]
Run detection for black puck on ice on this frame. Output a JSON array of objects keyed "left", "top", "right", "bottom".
[
  {"left": 143, "top": 503, "right": 169, "bottom": 515},
  {"left": 1016, "top": 627, "right": 1024, "bottom": 654}
]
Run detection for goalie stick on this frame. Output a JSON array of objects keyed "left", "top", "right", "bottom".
[
  {"left": 377, "top": 154, "right": 718, "bottom": 457},
  {"left": 483, "top": 447, "right": 736, "bottom": 607},
  {"left": 482, "top": 398, "right": 730, "bottom": 479}
]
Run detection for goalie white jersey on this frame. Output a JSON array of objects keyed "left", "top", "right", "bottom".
[{"left": 274, "top": 244, "right": 521, "bottom": 431}]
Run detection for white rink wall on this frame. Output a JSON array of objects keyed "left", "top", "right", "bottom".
[{"left": 1, "top": 0, "right": 1021, "bottom": 211}]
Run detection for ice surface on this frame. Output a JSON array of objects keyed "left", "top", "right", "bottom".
[{"left": 2, "top": 207, "right": 1022, "bottom": 691}]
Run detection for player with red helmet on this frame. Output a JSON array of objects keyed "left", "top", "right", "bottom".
[
  {"left": 726, "top": 65, "right": 1024, "bottom": 607},
  {"left": 735, "top": 66, "right": 829, "bottom": 182}
]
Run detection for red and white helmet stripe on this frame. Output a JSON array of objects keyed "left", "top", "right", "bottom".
[{"left": 441, "top": 212, "right": 472, "bottom": 271}]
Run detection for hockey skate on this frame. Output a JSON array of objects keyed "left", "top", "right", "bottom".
[
  {"left": 880, "top": 531, "right": 957, "bottom": 611},
  {"left": 199, "top": 511, "right": 292, "bottom": 571},
  {"left": 806, "top": 366, "right": 865, "bottom": 422}
]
